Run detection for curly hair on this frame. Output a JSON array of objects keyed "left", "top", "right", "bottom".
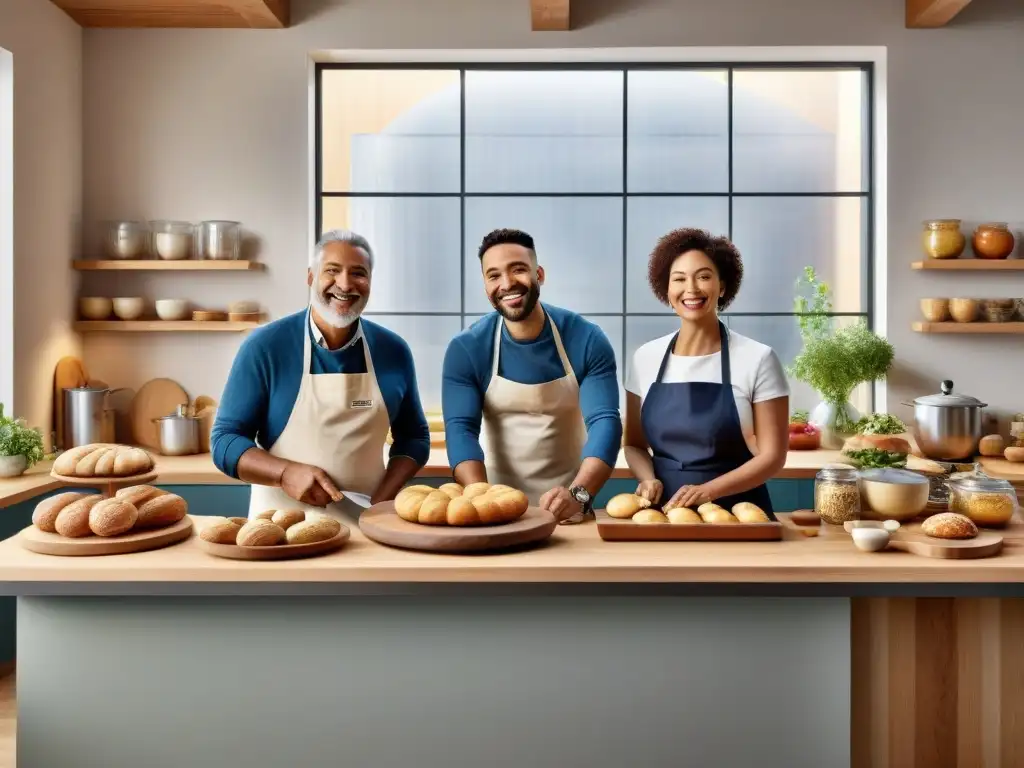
[
  {"left": 647, "top": 228, "right": 743, "bottom": 310},
  {"left": 478, "top": 228, "right": 536, "bottom": 260}
]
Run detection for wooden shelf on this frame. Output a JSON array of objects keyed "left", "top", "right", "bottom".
[
  {"left": 912, "top": 259, "right": 1024, "bottom": 271},
  {"left": 913, "top": 321, "right": 1024, "bottom": 334},
  {"left": 72, "top": 260, "right": 264, "bottom": 271},
  {"left": 74, "top": 321, "right": 262, "bottom": 333}
]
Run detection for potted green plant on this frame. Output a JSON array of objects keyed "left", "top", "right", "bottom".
[
  {"left": 0, "top": 403, "right": 46, "bottom": 478},
  {"left": 788, "top": 268, "right": 895, "bottom": 449}
]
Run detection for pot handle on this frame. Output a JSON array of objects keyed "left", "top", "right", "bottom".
[{"left": 941, "top": 380, "right": 953, "bottom": 395}]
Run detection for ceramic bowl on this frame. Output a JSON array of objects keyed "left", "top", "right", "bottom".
[
  {"left": 851, "top": 527, "right": 891, "bottom": 552},
  {"left": 112, "top": 297, "right": 145, "bottom": 320},
  {"left": 155, "top": 299, "right": 191, "bottom": 321},
  {"left": 78, "top": 297, "right": 112, "bottom": 320}
]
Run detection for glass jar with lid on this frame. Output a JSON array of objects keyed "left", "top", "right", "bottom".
[
  {"left": 814, "top": 465, "right": 862, "bottom": 525},
  {"left": 948, "top": 475, "right": 1018, "bottom": 527},
  {"left": 922, "top": 219, "right": 966, "bottom": 260}
]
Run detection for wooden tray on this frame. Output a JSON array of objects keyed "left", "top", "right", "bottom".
[
  {"left": 50, "top": 470, "right": 158, "bottom": 496},
  {"left": 18, "top": 517, "right": 193, "bottom": 557},
  {"left": 359, "top": 503, "right": 557, "bottom": 553},
  {"left": 595, "top": 509, "right": 783, "bottom": 541},
  {"left": 196, "top": 527, "right": 351, "bottom": 561},
  {"left": 821, "top": 520, "right": 1003, "bottom": 559}
]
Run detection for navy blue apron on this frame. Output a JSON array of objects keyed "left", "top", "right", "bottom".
[{"left": 640, "top": 321, "right": 775, "bottom": 519}]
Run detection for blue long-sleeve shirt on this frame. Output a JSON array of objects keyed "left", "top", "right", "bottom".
[
  {"left": 211, "top": 310, "right": 430, "bottom": 478},
  {"left": 441, "top": 303, "right": 622, "bottom": 471}
]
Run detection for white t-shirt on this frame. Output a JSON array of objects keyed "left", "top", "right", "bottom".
[{"left": 625, "top": 330, "right": 790, "bottom": 447}]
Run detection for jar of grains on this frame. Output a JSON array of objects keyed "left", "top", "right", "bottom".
[
  {"left": 814, "top": 465, "right": 862, "bottom": 525},
  {"left": 948, "top": 475, "right": 1018, "bottom": 528}
]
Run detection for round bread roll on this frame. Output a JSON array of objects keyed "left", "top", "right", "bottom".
[
  {"left": 115, "top": 485, "right": 167, "bottom": 507},
  {"left": 665, "top": 506, "right": 702, "bottom": 524},
  {"left": 200, "top": 518, "right": 243, "bottom": 544},
  {"left": 697, "top": 503, "right": 738, "bottom": 524},
  {"left": 732, "top": 502, "right": 771, "bottom": 524},
  {"left": 923, "top": 512, "right": 978, "bottom": 540},
  {"left": 89, "top": 499, "right": 139, "bottom": 537},
  {"left": 271, "top": 509, "right": 306, "bottom": 530},
  {"left": 979, "top": 435, "right": 1006, "bottom": 457},
  {"left": 1004, "top": 446, "right": 1024, "bottom": 463},
  {"left": 135, "top": 494, "right": 187, "bottom": 528},
  {"left": 285, "top": 517, "right": 342, "bottom": 545},
  {"left": 32, "top": 492, "right": 89, "bottom": 532},
  {"left": 54, "top": 494, "right": 105, "bottom": 538},
  {"left": 393, "top": 482, "right": 529, "bottom": 526},
  {"left": 605, "top": 493, "right": 652, "bottom": 519},
  {"left": 633, "top": 509, "right": 669, "bottom": 524},
  {"left": 236, "top": 519, "right": 286, "bottom": 546},
  {"left": 437, "top": 483, "right": 464, "bottom": 499}
]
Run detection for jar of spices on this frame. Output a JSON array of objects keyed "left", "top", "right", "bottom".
[
  {"left": 922, "top": 219, "right": 966, "bottom": 260},
  {"left": 814, "top": 465, "right": 862, "bottom": 525},
  {"left": 948, "top": 475, "right": 1018, "bottom": 528},
  {"left": 972, "top": 223, "right": 1016, "bottom": 260}
]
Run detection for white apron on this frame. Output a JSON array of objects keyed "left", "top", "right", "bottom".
[
  {"left": 248, "top": 310, "right": 391, "bottom": 523},
  {"left": 480, "top": 315, "right": 587, "bottom": 506}
]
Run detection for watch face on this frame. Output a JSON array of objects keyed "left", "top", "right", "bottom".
[{"left": 572, "top": 487, "right": 591, "bottom": 504}]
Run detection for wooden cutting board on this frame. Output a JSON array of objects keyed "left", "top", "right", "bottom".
[
  {"left": 52, "top": 356, "right": 89, "bottom": 450},
  {"left": 820, "top": 520, "right": 1004, "bottom": 559},
  {"left": 359, "top": 503, "right": 557, "bottom": 553},
  {"left": 18, "top": 517, "right": 193, "bottom": 557},
  {"left": 594, "top": 509, "right": 783, "bottom": 541},
  {"left": 131, "top": 378, "right": 189, "bottom": 451},
  {"left": 196, "top": 527, "right": 351, "bottom": 561}
]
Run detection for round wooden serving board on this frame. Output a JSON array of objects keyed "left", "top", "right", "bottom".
[
  {"left": 50, "top": 470, "right": 158, "bottom": 494},
  {"left": 359, "top": 502, "right": 557, "bottom": 553},
  {"left": 196, "top": 527, "right": 351, "bottom": 561},
  {"left": 18, "top": 517, "right": 193, "bottom": 557}
]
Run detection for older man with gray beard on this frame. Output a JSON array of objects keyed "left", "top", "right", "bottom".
[{"left": 211, "top": 229, "right": 431, "bottom": 520}]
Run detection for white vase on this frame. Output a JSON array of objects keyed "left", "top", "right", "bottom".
[
  {"left": 810, "top": 401, "right": 861, "bottom": 450},
  {"left": 0, "top": 454, "right": 28, "bottom": 478}
]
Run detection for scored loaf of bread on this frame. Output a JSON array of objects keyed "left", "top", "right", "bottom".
[
  {"left": 53, "top": 444, "right": 154, "bottom": 478},
  {"left": 395, "top": 482, "right": 529, "bottom": 526},
  {"left": 922, "top": 512, "right": 978, "bottom": 540}
]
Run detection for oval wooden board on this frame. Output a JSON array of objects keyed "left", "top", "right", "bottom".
[
  {"left": 50, "top": 470, "right": 158, "bottom": 489},
  {"left": 196, "top": 527, "right": 351, "bottom": 561},
  {"left": 18, "top": 517, "right": 193, "bottom": 557},
  {"left": 820, "top": 520, "right": 1004, "bottom": 559},
  {"left": 359, "top": 503, "right": 557, "bottom": 553}
]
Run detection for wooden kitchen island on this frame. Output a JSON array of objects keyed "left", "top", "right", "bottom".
[{"left": 2, "top": 512, "right": 1024, "bottom": 768}]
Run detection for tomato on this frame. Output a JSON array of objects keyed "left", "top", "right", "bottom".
[{"left": 788, "top": 429, "right": 821, "bottom": 450}]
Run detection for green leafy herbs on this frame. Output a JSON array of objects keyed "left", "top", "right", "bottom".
[
  {"left": 855, "top": 413, "right": 907, "bottom": 436},
  {"left": 793, "top": 266, "right": 833, "bottom": 344},
  {"left": 841, "top": 449, "right": 908, "bottom": 470},
  {"left": 791, "top": 409, "right": 809, "bottom": 424},
  {"left": 0, "top": 403, "right": 45, "bottom": 466}
]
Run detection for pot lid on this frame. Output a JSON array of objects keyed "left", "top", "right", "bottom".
[
  {"left": 912, "top": 380, "right": 987, "bottom": 408},
  {"left": 949, "top": 474, "right": 1014, "bottom": 493}
]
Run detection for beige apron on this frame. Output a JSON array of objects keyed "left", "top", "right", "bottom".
[
  {"left": 247, "top": 310, "right": 391, "bottom": 523},
  {"left": 480, "top": 315, "right": 587, "bottom": 506}
]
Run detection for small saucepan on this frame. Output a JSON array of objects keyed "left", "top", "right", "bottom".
[
  {"left": 153, "top": 405, "right": 201, "bottom": 456},
  {"left": 904, "top": 380, "right": 987, "bottom": 462}
]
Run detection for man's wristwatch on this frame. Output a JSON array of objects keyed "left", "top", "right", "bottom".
[{"left": 569, "top": 485, "right": 592, "bottom": 513}]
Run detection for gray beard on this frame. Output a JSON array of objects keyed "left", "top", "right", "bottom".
[{"left": 310, "top": 287, "right": 364, "bottom": 328}]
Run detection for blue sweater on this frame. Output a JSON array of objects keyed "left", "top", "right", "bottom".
[
  {"left": 441, "top": 304, "right": 622, "bottom": 471},
  {"left": 211, "top": 310, "right": 430, "bottom": 478}
]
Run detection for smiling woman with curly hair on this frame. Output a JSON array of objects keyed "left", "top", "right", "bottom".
[{"left": 622, "top": 228, "right": 790, "bottom": 518}]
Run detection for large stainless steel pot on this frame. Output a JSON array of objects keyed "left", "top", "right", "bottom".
[
  {"left": 904, "top": 380, "right": 987, "bottom": 461},
  {"left": 153, "top": 405, "right": 201, "bottom": 456},
  {"left": 63, "top": 386, "right": 123, "bottom": 449}
]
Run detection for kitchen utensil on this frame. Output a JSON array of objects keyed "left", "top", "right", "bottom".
[
  {"left": 52, "top": 356, "right": 89, "bottom": 451},
  {"left": 360, "top": 503, "right": 557, "bottom": 552},
  {"left": 196, "top": 522, "right": 350, "bottom": 561},
  {"left": 972, "top": 222, "right": 1015, "bottom": 260},
  {"left": 919, "top": 298, "right": 950, "bottom": 322},
  {"left": 196, "top": 220, "right": 241, "bottom": 260},
  {"left": 593, "top": 509, "right": 783, "bottom": 541},
  {"left": 155, "top": 299, "right": 191, "bottom": 321},
  {"left": 78, "top": 297, "right": 113, "bottom": 320},
  {"left": 131, "top": 378, "right": 189, "bottom": 451},
  {"left": 905, "top": 380, "right": 987, "bottom": 461},
  {"left": 18, "top": 517, "right": 192, "bottom": 557},
  {"left": 104, "top": 220, "right": 149, "bottom": 260},
  {"left": 922, "top": 219, "right": 966, "bottom": 260},
  {"left": 153, "top": 404, "right": 201, "bottom": 456},
  {"left": 150, "top": 220, "right": 194, "bottom": 260},
  {"left": 112, "top": 297, "right": 145, "bottom": 320},
  {"left": 949, "top": 298, "right": 979, "bottom": 322},
  {"left": 63, "top": 385, "right": 126, "bottom": 448},
  {"left": 192, "top": 310, "right": 227, "bottom": 321}
]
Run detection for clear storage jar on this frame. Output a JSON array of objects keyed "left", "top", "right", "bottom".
[
  {"left": 948, "top": 475, "right": 1018, "bottom": 528},
  {"left": 814, "top": 465, "right": 862, "bottom": 525}
]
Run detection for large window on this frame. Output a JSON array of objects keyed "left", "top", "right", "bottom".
[{"left": 315, "top": 63, "right": 874, "bottom": 413}]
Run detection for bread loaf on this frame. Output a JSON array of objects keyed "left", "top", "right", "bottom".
[
  {"left": 228, "top": 517, "right": 249, "bottom": 527},
  {"left": 135, "top": 494, "right": 187, "bottom": 528},
  {"left": 89, "top": 499, "right": 139, "bottom": 537},
  {"left": 32, "top": 492, "right": 89, "bottom": 532},
  {"left": 697, "top": 503, "right": 738, "bottom": 524},
  {"left": 732, "top": 502, "right": 771, "bottom": 523},
  {"left": 54, "top": 495, "right": 104, "bottom": 538},
  {"left": 394, "top": 482, "right": 529, "bottom": 526},
  {"left": 200, "top": 518, "right": 244, "bottom": 544},
  {"left": 633, "top": 509, "right": 669, "bottom": 524},
  {"left": 53, "top": 443, "right": 154, "bottom": 478},
  {"left": 253, "top": 509, "right": 276, "bottom": 521},
  {"left": 271, "top": 510, "right": 305, "bottom": 530},
  {"left": 923, "top": 512, "right": 978, "bottom": 540},
  {"left": 236, "top": 519, "right": 286, "bottom": 546},
  {"left": 606, "top": 494, "right": 652, "bottom": 519},
  {"left": 285, "top": 517, "right": 342, "bottom": 545},
  {"left": 665, "top": 506, "right": 702, "bottom": 524},
  {"left": 115, "top": 485, "right": 167, "bottom": 507}
]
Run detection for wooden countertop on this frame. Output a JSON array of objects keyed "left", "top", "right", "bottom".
[{"left": 1, "top": 514, "right": 1024, "bottom": 590}]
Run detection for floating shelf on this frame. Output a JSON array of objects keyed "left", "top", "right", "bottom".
[
  {"left": 913, "top": 321, "right": 1024, "bottom": 334},
  {"left": 912, "top": 260, "right": 1024, "bottom": 271},
  {"left": 72, "top": 260, "right": 264, "bottom": 271},
  {"left": 74, "top": 321, "right": 262, "bottom": 333}
]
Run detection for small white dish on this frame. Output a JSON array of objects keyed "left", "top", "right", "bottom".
[
  {"left": 112, "top": 297, "right": 145, "bottom": 320},
  {"left": 155, "top": 298, "right": 191, "bottom": 321},
  {"left": 851, "top": 527, "right": 891, "bottom": 552}
]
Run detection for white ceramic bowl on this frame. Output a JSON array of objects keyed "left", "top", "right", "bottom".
[
  {"left": 78, "top": 297, "right": 112, "bottom": 320},
  {"left": 112, "top": 297, "right": 145, "bottom": 320},
  {"left": 851, "top": 527, "right": 891, "bottom": 552},
  {"left": 155, "top": 299, "right": 190, "bottom": 321}
]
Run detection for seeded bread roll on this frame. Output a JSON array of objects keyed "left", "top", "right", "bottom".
[
  {"left": 115, "top": 485, "right": 167, "bottom": 507},
  {"left": 32, "top": 492, "right": 90, "bottom": 532},
  {"left": 923, "top": 512, "right": 978, "bottom": 540},
  {"left": 271, "top": 509, "right": 305, "bottom": 530},
  {"left": 285, "top": 517, "right": 342, "bottom": 545},
  {"left": 89, "top": 499, "right": 139, "bottom": 537},
  {"left": 135, "top": 494, "right": 187, "bottom": 528},
  {"left": 200, "top": 518, "right": 244, "bottom": 544},
  {"left": 236, "top": 520, "right": 286, "bottom": 546},
  {"left": 54, "top": 495, "right": 105, "bottom": 538}
]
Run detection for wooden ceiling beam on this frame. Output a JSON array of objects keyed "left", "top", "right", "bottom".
[
  {"left": 906, "top": 0, "right": 973, "bottom": 28},
  {"left": 49, "top": 0, "right": 290, "bottom": 28},
  {"left": 531, "top": 0, "right": 570, "bottom": 31}
]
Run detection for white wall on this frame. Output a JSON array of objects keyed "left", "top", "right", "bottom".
[
  {"left": 0, "top": 0, "right": 82, "bottom": 447},
  {"left": 78, "top": 0, "right": 1024, "bottom": 428}
]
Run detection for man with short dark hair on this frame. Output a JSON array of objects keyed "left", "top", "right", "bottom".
[{"left": 441, "top": 228, "right": 622, "bottom": 523}]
